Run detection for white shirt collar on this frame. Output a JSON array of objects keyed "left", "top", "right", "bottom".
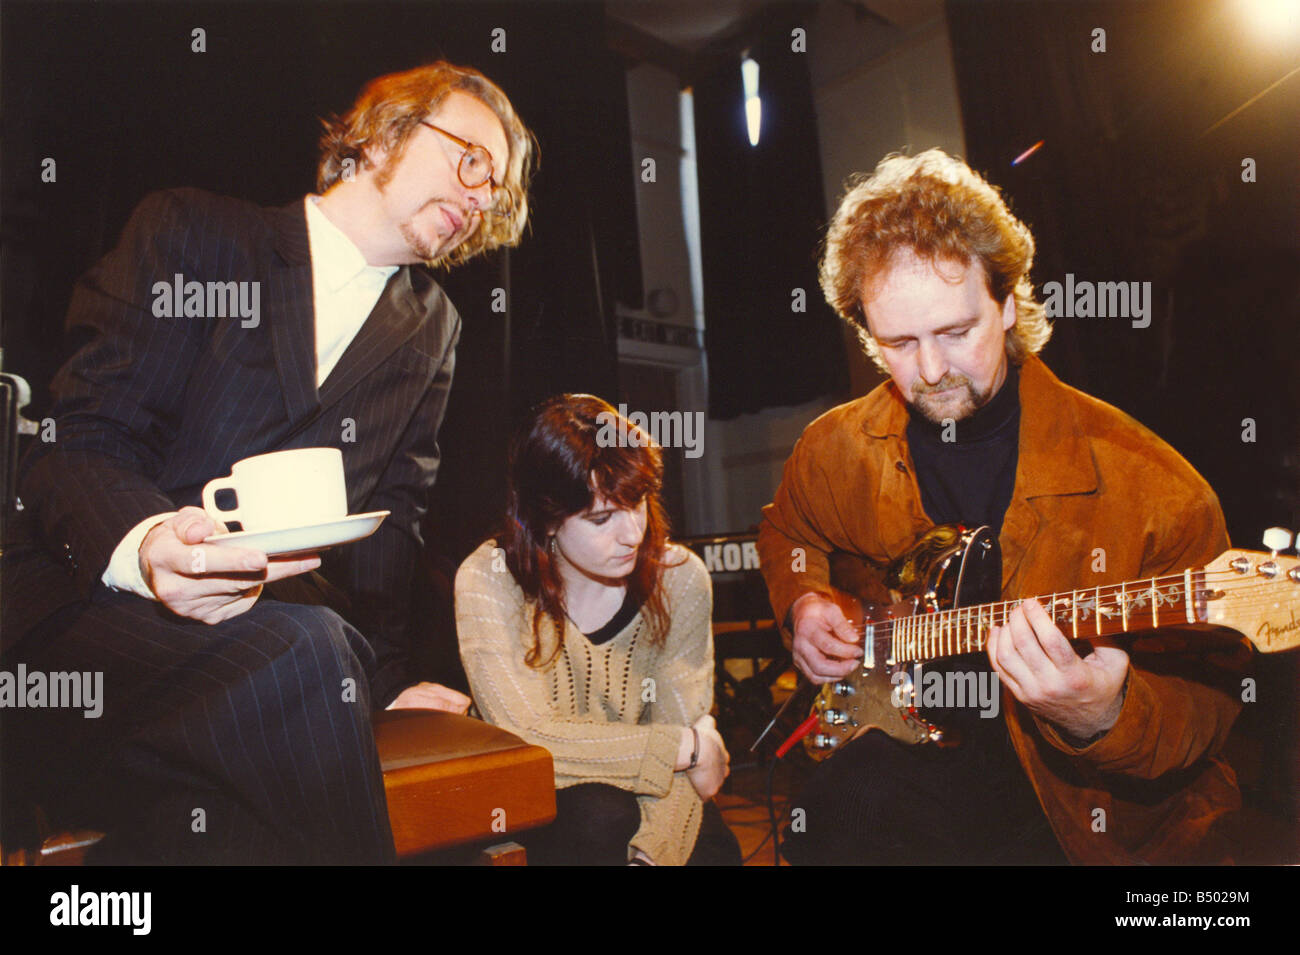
[{"left": 304, "top": 196, "right": 397, "bottom": 292}]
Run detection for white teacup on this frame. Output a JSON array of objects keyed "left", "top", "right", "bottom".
[{"left": 201, "top": 447, "right": 347, "bottom": 533}]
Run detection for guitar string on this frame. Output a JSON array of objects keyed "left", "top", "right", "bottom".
[
  {"left": 841, "top": 573, "right": 1293, "bottom": 655},
  {"left": 865, "top": 604, "right": 1287, "bottom": 664},
  {"left": 854, "top": 612, "right": 1288, "bottom": 661},
  {"left": 847, "top": 574, "right": 1284, "bottom": 628},
  {"left": 842, "top": 569, "right": 1288, "bottom": 624},
  {"left": 848, "top": 591, "right": 1290, "bottom": 638},
  {"left": 842, "top": 567, "right": 1292, "bottom": 634}
]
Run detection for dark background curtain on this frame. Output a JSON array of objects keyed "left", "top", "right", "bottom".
[
  {"left": 693, "top": 28, "right": 849, "bottom": 419},
  {"left": 0, "top": 0, "right": 641, "bottom": 562},
  {"left": 946, "top": 0, "right": 1298, "bottom": 820},
  {"left": 946, "top": 0, "right": 1299, "bottom": 550}
]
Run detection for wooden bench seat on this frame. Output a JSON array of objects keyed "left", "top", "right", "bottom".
[{"left": 376, "top": 710, "right": 555, "bottom": 859}]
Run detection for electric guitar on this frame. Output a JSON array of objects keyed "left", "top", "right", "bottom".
[{"left": 792, "top": 524, "right": 1300, "bottom": 760}]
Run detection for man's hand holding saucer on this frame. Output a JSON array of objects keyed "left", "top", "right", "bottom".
[{"left": 139, "top": 505, "right": 321, "bottom": 624}]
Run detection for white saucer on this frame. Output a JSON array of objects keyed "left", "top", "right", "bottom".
[{"left": 204, "top": 511, "right": 390, "bottom": 557}]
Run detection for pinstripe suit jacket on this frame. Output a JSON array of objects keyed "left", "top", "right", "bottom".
[{"left": 4, "top": 188, "right": 460, "bottom": 704}]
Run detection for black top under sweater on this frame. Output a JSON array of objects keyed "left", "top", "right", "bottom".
[{"left": 582, "top": 590, "right": 642, "bottom": 645}]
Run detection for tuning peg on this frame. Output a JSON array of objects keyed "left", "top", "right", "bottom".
[{"left": 1262, "top": 527, "right": 1294, "bottom": 556}]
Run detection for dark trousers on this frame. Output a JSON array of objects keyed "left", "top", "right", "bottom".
[
  {"left": 2, "top": 588, "right": 395, "bottom": 864},
  {"left": 520, "top": 782, "right": 742, "bottom": 866},
  {"left": 782, "top": 720, "right": 1068, "bottom": 866}
]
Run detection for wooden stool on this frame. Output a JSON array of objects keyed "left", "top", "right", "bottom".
[{"left": 375, "top": 710, "right": 555, "bottom": 860}]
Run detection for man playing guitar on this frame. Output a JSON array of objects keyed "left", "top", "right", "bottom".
[{"left": 758, "top": 149, "right": 1248, "bottom": 865}]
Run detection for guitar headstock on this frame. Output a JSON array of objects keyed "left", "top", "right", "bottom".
[{"left": 1202, "top": 533, "right": 1300, "bottom": 652}]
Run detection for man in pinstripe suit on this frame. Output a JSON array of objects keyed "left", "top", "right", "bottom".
[{"left": 1, "top": 62, "right": 535, "bottom": 863}]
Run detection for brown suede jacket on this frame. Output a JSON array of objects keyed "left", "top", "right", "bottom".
[{"left": 758, "top": 356, "right": 1247, "bottom": 864}]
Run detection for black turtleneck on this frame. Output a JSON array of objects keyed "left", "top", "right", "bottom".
[
  {"left": 905, "top": 362, "right": 1021, "bottom": 540},
  {"left": 904, "top": 363, "right": 1022, "bottom": 742}
]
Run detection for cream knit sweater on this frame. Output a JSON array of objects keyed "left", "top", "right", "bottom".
[{"left": 455, "top": 540, "right": 714, "bottom": 865}]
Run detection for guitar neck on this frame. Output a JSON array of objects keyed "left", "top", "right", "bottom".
[{"left": 890, "top": 570, "right": 1206, "bottom": 665}]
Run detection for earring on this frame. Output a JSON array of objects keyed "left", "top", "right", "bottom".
[{"left": 549, "top": 536, "right": 557, "bottom": 555}]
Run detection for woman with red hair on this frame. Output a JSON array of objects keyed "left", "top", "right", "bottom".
[{"left": 455, "top": 394, "right": 739, "bottom": 865}]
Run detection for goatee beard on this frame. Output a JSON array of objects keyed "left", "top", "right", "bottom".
[
  {"left": 909, "top": 373, "right": 995, "bottom": 424},
  {"left": 399, "top": 221, "right": 438, "bottom": 263}
]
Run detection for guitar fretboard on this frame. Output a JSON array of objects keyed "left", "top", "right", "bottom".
[{"left": 883, "top": 570, "right": 1203, "bottom": 664}]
